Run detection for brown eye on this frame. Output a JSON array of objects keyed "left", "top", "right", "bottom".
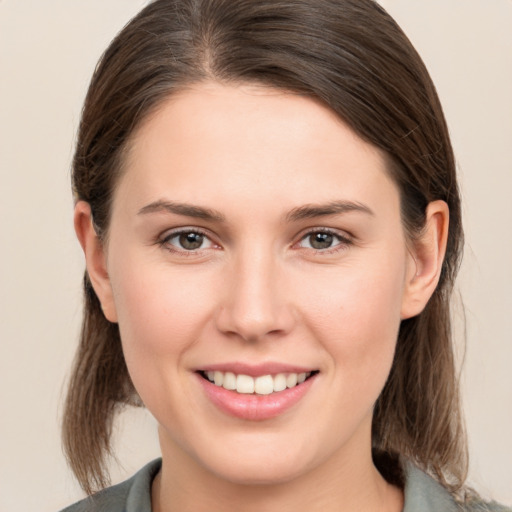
[
  {"left": 297, "top": 230, "right": 350, "bottom": 252},
  {"left": 308, "top": 232, "right": 334, "bottom": 249},
  {"left": 162, "top": 230, "right": 215, "bottom": 252},
  {"left": 179, "top": 232, "right": 204, "bottom": 250}
]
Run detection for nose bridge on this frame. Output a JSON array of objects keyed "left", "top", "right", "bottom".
[{"left": 216, "top": 240, "right": 293, "bottom": 341}]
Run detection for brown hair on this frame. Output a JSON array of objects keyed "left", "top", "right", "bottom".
[{"left": 63, "top": 0, "right": 466, "bottom": 496}]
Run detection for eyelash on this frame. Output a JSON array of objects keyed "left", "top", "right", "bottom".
[
  {"left": 158, "top": 228, "right": 217, "bottom": 255},
  {"left": 157, "top": 227, "right": 353, "bottom": 255},
  {"left": 294, "top": 227, "right": 353, "bottom": 254}
]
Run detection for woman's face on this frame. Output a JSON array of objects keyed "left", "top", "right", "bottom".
[{"left": 96, "top": 83, "right": 420, "bottom": 484}]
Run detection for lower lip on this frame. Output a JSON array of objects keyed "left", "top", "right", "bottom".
[{"left": 197, "top": 373, "right": 317, "bottom": 421}]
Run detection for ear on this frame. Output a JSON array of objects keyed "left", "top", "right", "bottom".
[
  {"left": 400, "top": 200, "right": 449, "bottom": 320},
  {"left": 74, "top": 201, "right": 118, "bottom": 323}
]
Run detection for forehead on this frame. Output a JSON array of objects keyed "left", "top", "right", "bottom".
[{"left": 116, "top": 82, "right": 399, "bottom": 218}]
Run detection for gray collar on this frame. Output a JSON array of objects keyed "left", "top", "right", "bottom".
[
  {"left": 403, "top": 461, "right": 458, "bottom": 512},
  {"left": 62, "top": 458, "right": 509, "bottom": 511},
  {"left": 125, "top": 459, "right": 459, "bottom": 512}
]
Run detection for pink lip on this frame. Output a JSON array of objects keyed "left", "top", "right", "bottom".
[{"left": 196, "top": 370, "right": 318, "bottom": 421}]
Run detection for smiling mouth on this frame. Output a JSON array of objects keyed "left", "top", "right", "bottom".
[{"left": 199, "top": 370, "right": 319, "bottom": 395}]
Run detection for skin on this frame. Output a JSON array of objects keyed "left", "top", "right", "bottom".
[{"left": 75, "top": 82, "right": 449, "bottom": 512}]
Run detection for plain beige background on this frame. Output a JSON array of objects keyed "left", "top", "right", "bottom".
[{"left": 0, "top": 1, "right": 511, "bottom": 510}]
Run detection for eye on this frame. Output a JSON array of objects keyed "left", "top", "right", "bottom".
[
  {"left": 297, "top": 230, "right": 351, "bottom": 251},
  {"left": 161, "top": 229, "right": 216, "bottom": 252}
]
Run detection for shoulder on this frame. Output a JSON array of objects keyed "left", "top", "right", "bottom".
[
  {"left": 403, "top": 461, "right": 511, "bottom": 512},
  {"left": 463, "top": 498, "right": 512, "bottom": 512},
  {"left": 59, "top": 459, "right": 162, "bottom": 512}
]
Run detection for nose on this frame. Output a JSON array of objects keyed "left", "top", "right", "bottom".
[{"left": 215, "top": 247, "right": 296, "bottom": 343}]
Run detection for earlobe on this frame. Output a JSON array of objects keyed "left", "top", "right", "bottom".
[
  {"left": 74, "top": 201, "right": 118, "bottom": 323},
  {"left": 400, "top": 200, "right": 449, "bottom": 319}
]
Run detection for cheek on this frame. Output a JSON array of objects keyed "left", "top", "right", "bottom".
[
  {"left": 108, "top": 257, "right": 218, "bottom": 371},
  {"left": 108, "top": 261, "right": 222, "bottom": 425},
  {"left": 299, "top": 253, "right": 406, "bottom": 388}
]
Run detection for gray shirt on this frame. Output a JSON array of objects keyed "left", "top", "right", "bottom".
[{"left": 60, "top": 458, "right": 510, "bottom": 512}]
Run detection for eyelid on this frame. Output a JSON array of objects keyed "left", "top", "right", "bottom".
[
  {"left": 156, "top": 225, "right": 353, "bottom": 255},
  {"left": 293, "top": 227, "right": 354, "bottom": 253},
  {"left": 158, "top": 226, "right": 220, "bottom": 253}
]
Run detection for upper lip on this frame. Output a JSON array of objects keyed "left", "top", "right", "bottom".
[{"left": 197, "top": 362, "right": 317, "bottom": 377}]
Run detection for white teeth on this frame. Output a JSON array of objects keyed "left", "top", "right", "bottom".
[
  {"left": 236, "top": 374, "right": 255, "bottom": 394},
  {"left": 286, "top": 373, "right": 298, "bottom": 388},
  {"left": 223, "top": 372, "right": 236, "bottom": 390},
  {"left": 254, "top": 375, "right": 274, "bottom": 395},
  {"left": 205, "top": 370, "right": 313, "bottom": 394},
  {"left": 214, "top": 371, "right": 224, "bottom": 386},
  {"left": 273, "top": 373, "right": 287, "bottom": 392}
]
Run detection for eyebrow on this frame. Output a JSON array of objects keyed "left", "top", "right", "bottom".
[
  {"left": 137, "top": 199, "right": 373, "bottom": 223},
  {"left": 285, "top": 200, "right": 374, "bottom": 222},
  {"left": 137, "top": 200, "right": 226, "bottom": 222}
]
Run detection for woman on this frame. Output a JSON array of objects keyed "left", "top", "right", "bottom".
[{"left": 61, "top": 0, "right": 509, "bottom": 510}]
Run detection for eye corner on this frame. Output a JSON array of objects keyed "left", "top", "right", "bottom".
[
  {"left": 293, "top": 227, "right": 354, "bottom": 254},
  {"left": 157, "top": 227, "right": 221, "bottom": 255}
]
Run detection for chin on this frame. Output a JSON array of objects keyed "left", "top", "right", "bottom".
[
  {"left": 207, "top": 457, "right": 308, "bottom": 486},
  {"left": 187, "top": 431, "right": 324, "bottom": 487}
]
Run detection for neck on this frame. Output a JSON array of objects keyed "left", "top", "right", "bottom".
[{"left": 152, "top": 430, "right": 403, "bottom": 512}]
